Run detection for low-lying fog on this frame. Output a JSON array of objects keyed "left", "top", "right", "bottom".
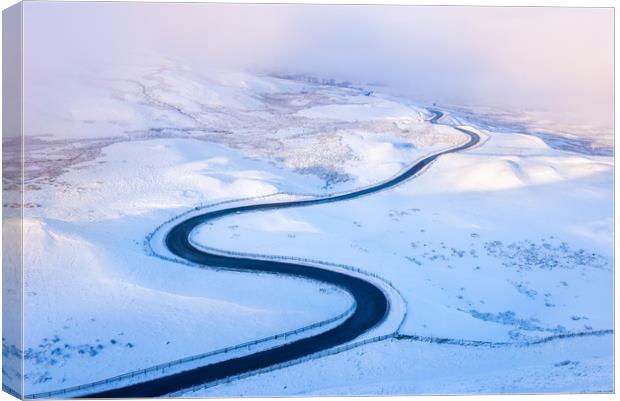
[{"left": 22, "top": 3, "right": 613, "bottom": 143}]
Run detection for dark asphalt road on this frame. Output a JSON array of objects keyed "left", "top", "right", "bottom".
[{"left": 83, "top": 109, "right": 480, "bottom": 398}]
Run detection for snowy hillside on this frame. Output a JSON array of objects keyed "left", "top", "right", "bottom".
[
  {"left": 187, "top": 110, "right": 613, "bottom": 394},
  {"left": 15, "top": 59, "right": 469, "bottom": 395},
  {"left": 21, "top": 59, "right": 456, "bottom": 192},
  {"left": 194, "top": 126, "right": 613, "bottom": 343},
  {"left": 8, "top": 57, "right": 612, "bottom": 396}
]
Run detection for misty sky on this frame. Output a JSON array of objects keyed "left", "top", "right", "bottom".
[{"left": 23, "top": 2, "right": 614, "bottom": 136}]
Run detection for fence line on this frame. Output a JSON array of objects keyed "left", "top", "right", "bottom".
[
  {"left": 395, "top": 329, "right": 614, "bottom": 348},
  {"left": 25, "top": 301, "right": 357, "bottom": 399},
  {"left": 169, "top": 333, "right": 398, "bottom": 397},
  {"left": 174, "top": 328, "right": 615, "bottom": 396},
  {"left": 3, "top": 384, "right": 22, "bottom": 399}
]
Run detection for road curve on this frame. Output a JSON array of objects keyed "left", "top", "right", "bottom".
[{"left": 84, "top": 110, "right": 480, "bottom": 398}]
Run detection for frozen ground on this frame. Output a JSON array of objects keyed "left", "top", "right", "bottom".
[{"left": 7, "top": 58, "right": 613, "bottom": 395}]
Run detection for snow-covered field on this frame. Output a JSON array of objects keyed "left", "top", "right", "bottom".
[
  {"left": 194, "top": 128, "right": 613, "bottom": 344},
  {"left": 185, "top": 120, "right": 613, "bottom": 395},
  {"left": 19, "top": 138, "right": 356, "bottom": 394},
  {"left": 185, "top": 334, "right": 612, "bottom": 396},
  {"left": 8, "top": 58, "right": 613, "bottom": 396}
]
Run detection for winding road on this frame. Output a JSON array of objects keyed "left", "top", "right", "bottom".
[{"left": 84, "top": 110, "right": 480, "bottom": 398}]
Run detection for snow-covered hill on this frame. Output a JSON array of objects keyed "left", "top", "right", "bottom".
[{"left": 9, "top": 58, "right": 612, "bottom": 395}]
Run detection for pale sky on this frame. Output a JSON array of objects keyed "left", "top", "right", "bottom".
[{"left": 23, "top": 2, "right": 614, "bottom": 136}]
